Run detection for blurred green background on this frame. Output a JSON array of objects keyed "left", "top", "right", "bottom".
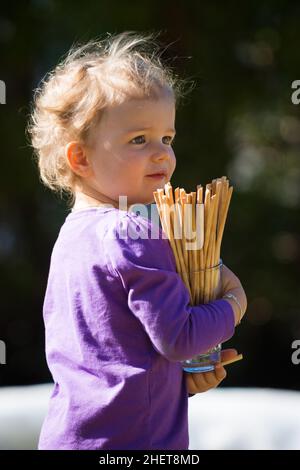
[{"left": 0, "top": 0, "right": 300, "bottom": 390}]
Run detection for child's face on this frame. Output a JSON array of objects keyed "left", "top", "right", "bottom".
[{"left": 85, "top": 88, "right": 176, "bottom": 206}]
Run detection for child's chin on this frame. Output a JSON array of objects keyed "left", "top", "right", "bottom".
[{"left": 128, "top": 197, "right": 154, "bottom": 207}]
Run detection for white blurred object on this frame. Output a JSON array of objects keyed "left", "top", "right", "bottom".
[
  {"left": 188, "top": 387, "right": 300, "bottom": 450},
  {"left": 0, "top": 384, "right": 300, "bottom": 449},
  {"left": 0, "top": 383, "right": 51, "bottom": 450}
]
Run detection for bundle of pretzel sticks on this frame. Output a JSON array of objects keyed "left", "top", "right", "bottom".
[{"left": 153, "top": 176, "right": 233, "bottom": 306}]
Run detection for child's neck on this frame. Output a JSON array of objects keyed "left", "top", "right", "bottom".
[{"left": 72, "top": 189, "right": 119, "bottom": 211}]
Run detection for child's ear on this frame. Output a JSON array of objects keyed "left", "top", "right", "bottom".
[{"left": 65, "top": 141, "right": 93, "bottom": 178}]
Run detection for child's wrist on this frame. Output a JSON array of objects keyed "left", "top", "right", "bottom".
[{"left": 222, "top": 293, "right": 244, "bottom": 326}]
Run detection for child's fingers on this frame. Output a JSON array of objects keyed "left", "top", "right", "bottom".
[
  {"left": 214, "top": 363, "right": 227, "bottom": 381},
  {"left": 185, "top": 363, "right": 228, "bottom": 394},
  {"left": 201, "top": 367, "right": 226, "bottom": 387},
  {"left": 186, "top": 372, "right": 205, "bottom": 394},
  {"left": 188, "top": 371, "right": 216, "bottom": 392},
  {"left": 220, "top": 348, "right": 238, "bottom": 363}
]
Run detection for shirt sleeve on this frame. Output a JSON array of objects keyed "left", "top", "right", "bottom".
[{"left": 104, "top": 212, "right": 235, "bottom": 363}]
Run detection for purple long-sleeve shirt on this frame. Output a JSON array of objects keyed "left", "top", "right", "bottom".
[{"left": 38, "top": 206, "right": 235, "bottom": 450}]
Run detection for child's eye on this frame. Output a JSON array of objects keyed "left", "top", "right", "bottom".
[
  {"left": 130, "top": 135, "right": 146, "bottom": 145},
  {"left": 163, "top": 136, "right": 175, "bottom": 145}
]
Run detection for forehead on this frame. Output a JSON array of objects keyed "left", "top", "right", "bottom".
[{"left": 101, "top": 91, "right": 176, "bottom": 132}]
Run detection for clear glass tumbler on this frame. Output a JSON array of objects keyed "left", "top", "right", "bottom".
[{"left": 182, "top": 259, "right": 223, "bottom": 373}]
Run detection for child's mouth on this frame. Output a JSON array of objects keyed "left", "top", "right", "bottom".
[{"left": 146, "top": 174, "right": 166, "bottom": 179}]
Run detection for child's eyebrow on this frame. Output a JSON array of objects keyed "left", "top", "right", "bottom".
[{"left": 124, "top": 127, "right": 176, "bottom": 135}]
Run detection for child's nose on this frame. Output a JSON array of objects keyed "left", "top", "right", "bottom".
[{"left": 151, "top": 144, "right": 172, "bottom": 161}]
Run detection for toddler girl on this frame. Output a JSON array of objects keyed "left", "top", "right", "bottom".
[{"left": 28, "top": 31, "right": 247, "bottom": 450}]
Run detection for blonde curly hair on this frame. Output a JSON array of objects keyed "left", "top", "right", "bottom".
[{"left": 27, "top": 31, "right": 194, "bottom": 204}]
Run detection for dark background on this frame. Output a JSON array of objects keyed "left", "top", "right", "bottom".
[{"left": 0, "top": 0, "right": 299, "bottom": 390}]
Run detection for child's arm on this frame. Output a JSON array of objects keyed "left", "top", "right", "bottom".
[{"left": 104, "top": 213, "right": 237, "bottom": 363}]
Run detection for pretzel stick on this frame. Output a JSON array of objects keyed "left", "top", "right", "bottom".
[
  {"left": 215, "top": 185, "right": 233, "bottom": 257},
  {"left": 180, "top": 189, "right": 189, "bottom": 272},
  {"left": 220, "top": 354, "right": 243, "bottom": 367},
  {"left": 196, "top": 186, "right": 204, "bottom": 304},
  {"left": 217, "top": 177, "right": 228, "bottom": 237},
  {"left": 204, "top": 194, "right": 217, "bottom": 302},
  {"left": 210, "top": 180, "right": 222, "bottom": 298},
  {"left": 203, "top": 188, "right": 212, "bottom": 258},
  {"left": 186, "top": 193, "right": 197, "bottom": 303}
]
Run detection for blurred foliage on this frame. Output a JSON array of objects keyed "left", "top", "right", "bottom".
[{"left": 0, "top": 0, "right": 300, "bottom": 389}]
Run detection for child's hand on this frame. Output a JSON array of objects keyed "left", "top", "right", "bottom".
[{"left": 185, "top": 348, "right": 238, "bottom": 395}]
